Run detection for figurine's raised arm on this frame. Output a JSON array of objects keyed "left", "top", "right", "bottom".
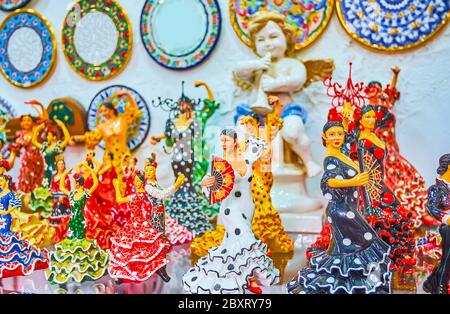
[
  {"left": 25, "top": 100, "right": 49, "bottom": 121},
  {"left": 87, "top": 166, "right": 99, "bottom": 195},
  {"left": 54, "top": 118, "right": 71, "bottom": 149},
  {"left": 113, "top": 178, "right": 130, "bottom": 204},
  {"left": 31, "top": 123, "right": 46, "bottom": 150},
  {"left": 145, "top": 174, "right": 185, "bottom": 200}
]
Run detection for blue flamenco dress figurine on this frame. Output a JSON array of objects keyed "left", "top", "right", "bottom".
[
  {"left": 287, "top": 122, "right": 392, "bottom": 294},
  {"left": 0, "top": 175, "right": 49, "bottom": 278}
]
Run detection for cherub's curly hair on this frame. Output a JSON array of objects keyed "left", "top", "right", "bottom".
[{"left": 248, "top": 11, "right": 296, "bottom": 56}]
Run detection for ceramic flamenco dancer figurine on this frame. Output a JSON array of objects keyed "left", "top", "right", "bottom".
[
  {"left": 0, "top": 175, "right": 49, "bottom": 279},
  {"left": 108, "top": 172, "right": 172, "bottom": 283},
  {"left": 183, "top": 129, "right": 279, "bottom": 294},
  {"left": 46, "top": 164, "right": 109, "bottom": 284},
  {"left": 365, "top": 67, "right": 436, "bottom": 227},
  {"left": 49, "top": 156, "right": 72, "bottom": 228},
  {"left": 287, "top": 122, "right": 392, "bottom": 294},
  {"left": 423, "top": 154, "right": 450, "bottom": 294},
  {"left": 150, "top": 81, "right": 219, "bottom": 235},
  {"left": 355, "top": 104, "right": 416, "bottom": 270},
  {"left": 71, "top": 89, "right": 142, "bottom": 177},
  {"left": 9, "top": 112, "right": 45, "bottom": 194},
  {"left": 82, "top": 152, "right": 119, "bottom": 250},
  {"left": 192, "top": 97, "right": 294, "bottom": 256},
  {"left": 32, "top": 118, "right": 70, "bottom": 187},
  {"left": 112, "top": 154, "right": 138, "bottom": 227},
  {"left": 144, "top": 154, "right": 193, "bottom": 246},
  {"left": 27, "top": 119, "right": 71, "bottom": 219}
]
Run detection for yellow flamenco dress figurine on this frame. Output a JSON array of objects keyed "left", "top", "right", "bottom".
[
  {"left": 191, "top": 96, "right": 294, "bottom": 258},
  {"left": 70, "top": 89, "right": 142, "bottom": 178},
  {"left": 45, "top": 163, "right": 109, "bottom": 284}
]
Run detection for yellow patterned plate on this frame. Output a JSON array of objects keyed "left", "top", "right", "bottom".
[{"left": 230, "top": 0, "right": 334, "bottom": 51}]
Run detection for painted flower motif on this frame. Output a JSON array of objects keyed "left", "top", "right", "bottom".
[{"left": 67, "top": 229, "right": 73, "bottom": 237}]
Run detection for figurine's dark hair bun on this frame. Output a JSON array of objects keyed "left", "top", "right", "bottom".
[
  {"left": 75, "top": 176, "right": 85, "bottom": 187},
  {"left": 136, "top": 172, "right": 145, "bottom": 184},
  {"left": 361, "top": 105, "right": 375, "bottom": 116},
  {"left": 101, "top": 101, "right": 118, "bottom": 116},
  {"left": 322, "top": 121, "right": 344, "bottom": 147},
  {"left": 220, "top": 128, "right": 237, "bottom": 141},
  {"left": 437, "top": 153, "right": 450, "bottom": 175}
]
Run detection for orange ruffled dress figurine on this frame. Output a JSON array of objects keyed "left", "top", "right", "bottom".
[{"left": 191, "top": 96, "right": 294, "bottom": 256}]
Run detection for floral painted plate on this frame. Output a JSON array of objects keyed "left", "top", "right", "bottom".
[
  {"left": 62, "top": 0, "right": 132, "bottom": 80},
  {"left": 230, "top": 0, "right": 334, "bottom": 51},
  {"left": 336, "top": 0, "right": 450, "bottom": 51},
  {"left": 0, "top": 9, "right": 56, "bottom": 88},
  {"left": 0, "top": 0, "right": 31, "bottom": 12}
]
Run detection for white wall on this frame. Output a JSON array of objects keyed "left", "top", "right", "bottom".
[{"left": 1, "top": 0, "right": 449, "bottom": 194}]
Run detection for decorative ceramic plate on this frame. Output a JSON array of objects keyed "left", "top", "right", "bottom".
[
  {"left": 88, "top": 85, "right": 151, "bottom": 152},
  {"left": 230, "top": 0, "right": 334, "bottom": 51},
  {"left": 140, "top": 0, "right": 221, "bottom": 70},
  {"left": 0, "top": 0, "right": 31, "bottom": 11},
  {"left": 62, "top": 0, "right": 132, "bottom": 80},
  {"left": 336, "top": 0, "right": 450, "bottom": 51},
  {"left": 0, "top": 9, "right": 56, "bottom": 88}
]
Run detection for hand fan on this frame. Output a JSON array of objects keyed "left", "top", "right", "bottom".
[{"left": 209, "top": 156, "right": 235, "bottom": 204}]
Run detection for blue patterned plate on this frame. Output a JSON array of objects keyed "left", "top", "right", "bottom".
[
  {"left": 0, "top": 9, "right": 56, "bottom": 88},
  {"left": 337, "top": 0, "right": 450, "bottom": 51}
]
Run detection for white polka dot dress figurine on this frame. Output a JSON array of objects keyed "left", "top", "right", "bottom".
[
  {"left": 287, "top": 122, "right": 392, "bottom": 294},
  {"left": 182, "top": 130, "right": 280, "bottom": 294}
]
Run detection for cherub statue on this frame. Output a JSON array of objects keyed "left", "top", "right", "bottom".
[{"left": 232, "top": 11, "right": 334, "bottom": 177}]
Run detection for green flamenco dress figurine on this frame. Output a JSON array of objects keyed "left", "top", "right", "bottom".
[
  {"left": 29, "top": 118, "right": 71, "bottom": 218},
  {"left": 45, "top": 163, "right": 109, "bottom": 284}
]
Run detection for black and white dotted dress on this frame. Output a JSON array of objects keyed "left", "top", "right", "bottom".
[
  {"left": 182, "top": 136, "right": 280, "bottom": 294},
  {"left": 287, "top": 156, "right": 392, "bottom": 294},
  {"left": 164, "top": 119, "right": 213, "bottom": 236}
]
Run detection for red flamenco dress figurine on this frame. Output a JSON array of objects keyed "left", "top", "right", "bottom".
[
  {"left": 49, "top": 156, "right": 72, "bottom": 242},
  {"left": 83, "top": 152, "right": 119, "bottom": 250},
  {"left": 0, "top": 175, "right": 49, "bottom": 278},
  {"left": 365, "top": 66, "right": 436, "bottom": 227},
  {"left": 108, "top": 172, "right": 172, "bottom": 283},
  {"left": 111, "top": 155, "right": 137, "bottom": 228},
  {"left": 10, "top": 114, "right": 45, "bottom": 193}
]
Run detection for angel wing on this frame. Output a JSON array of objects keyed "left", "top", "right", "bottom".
[{"left": 302, "top": 59, "right": 335, "bottom": 89}]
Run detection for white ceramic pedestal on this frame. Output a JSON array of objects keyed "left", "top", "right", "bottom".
[{"left": 270, "top": 136, "right": 326, "bottom": 234}]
